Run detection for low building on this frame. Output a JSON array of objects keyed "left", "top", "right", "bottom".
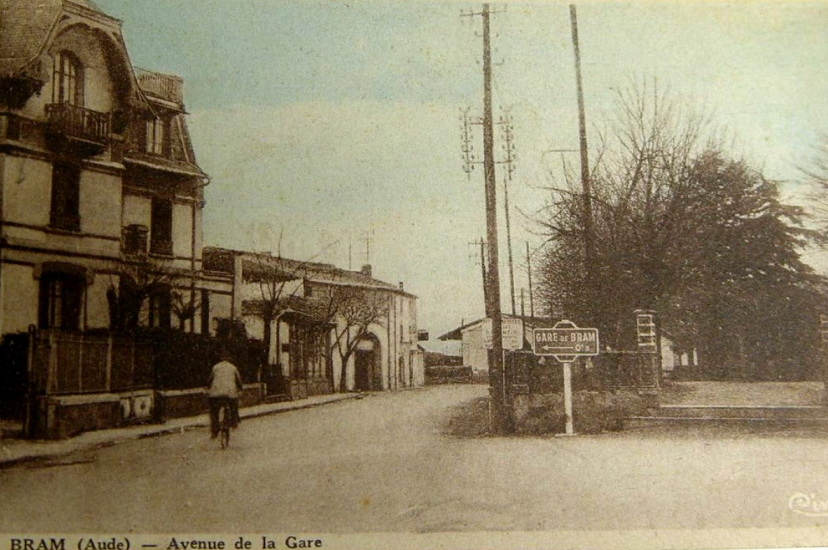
[
  {"left": 438, "top": 315, "right": 558, "bottom": 372},
  {"left": 203, "top": 247, "right": 424, "bottom": 398}
]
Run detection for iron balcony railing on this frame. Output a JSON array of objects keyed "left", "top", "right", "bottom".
[
  {"left": 150, "top": 237, "right": 173, "bottom": 256},
  {"left": 45, "top": 103, "right": 110, "bottom": 145},
  {"left": 122, "top": 224, "right": 149, "bottom": 256}
]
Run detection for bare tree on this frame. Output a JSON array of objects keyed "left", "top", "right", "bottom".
[
  {"left": 310, "top": 285, "right": 388, "bottom": 392},
  {"left": 799, "top": 134, "right": 828, "bottom": 243},
  {"left": 171, "top": 290, "right": 200, "bottom": 331},
  {"left": 244, "top": 256, "right": 306, "bottom": 365},
  {"left": 106, "top": 256, "right": 177, "bottom": 331},
  {"left": 536, "top": 79, "right": 823, "bottom": 377},
  {"left": 536, "top": 79, "right": 710, "bottom": 345}
]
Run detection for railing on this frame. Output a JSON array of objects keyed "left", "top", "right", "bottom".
[
  {"left": 122, "top": 224, "right": 148, "bottom": 256},
  {"left": 150, "top": 237, "right": 173, "bottom": 256},
  {"left": 135, "top": 68, "right": 183, "bottom": 104},
  {"left": 30, "top": 330, "right": 154, "bottom": 395},
  {"left": 45, "top": 103, "right": 110, "bottom": 145}
]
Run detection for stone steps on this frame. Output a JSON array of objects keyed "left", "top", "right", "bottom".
[
  {"left": 624, "top": 405, "right": 828, "bottom": 428},
  {"left": 659, "top": 405, "right": 828, "bottom": 419}
]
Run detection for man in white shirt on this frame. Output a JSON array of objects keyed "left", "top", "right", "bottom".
[{"left": 207, "top": 351, "right": 243, "bottom": 438}]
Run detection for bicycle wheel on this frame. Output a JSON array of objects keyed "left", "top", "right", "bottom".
[{"left": 218, "top": 405, "right": 230, "bottom": 449}]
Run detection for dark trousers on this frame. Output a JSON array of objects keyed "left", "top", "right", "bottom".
[{"left": 208, "top": 396, "right": 240, "bottom": 436}]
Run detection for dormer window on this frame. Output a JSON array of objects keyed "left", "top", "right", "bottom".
[
  {"left": 146, "top": 117, "right": 167, "bottom": 155},
  {"left": 53, "top": 51, "right": 84, "bottom": 106}
]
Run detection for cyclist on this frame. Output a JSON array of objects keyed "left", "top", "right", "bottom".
[{"left": 207, "top": 350, "right": 243, "bottom": 438}]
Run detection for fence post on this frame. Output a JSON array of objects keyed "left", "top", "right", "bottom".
[
  {"left": 78, "top": 332, "right": 84, "bottom": 393},
  {"left": 106, "top": 333, "right": 113, "bottom": 392},
  {"left": 24, "top": 326, "right": 36, "bottom": 438},
  {"left": 48, "top": 330, "right": 57, "bottom": 394}
]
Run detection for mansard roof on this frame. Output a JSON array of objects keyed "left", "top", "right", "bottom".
[{"left": 0, "top": 0, "right": 117, "bottom": 78}]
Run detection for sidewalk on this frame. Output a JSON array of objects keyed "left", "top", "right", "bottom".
[{"left": 0, "top": 392, "right": 361, "bottom": 468}]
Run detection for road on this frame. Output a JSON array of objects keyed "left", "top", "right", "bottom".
[{"left": 1, "top": 385, "right": 828, "bottom": 533}]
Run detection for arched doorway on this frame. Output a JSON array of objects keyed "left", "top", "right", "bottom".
[{"left": 354, "top": 334, "right": 380, "bottom": 391}]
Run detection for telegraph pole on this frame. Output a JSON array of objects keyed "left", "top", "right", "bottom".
[
  {"left": 469, "top": 238, "right": 488, "bottom": 309},
  {"left": 520, "top": 288, "right": 525, "bottom": 318},
  {"left": 570, "top": 4, "right": 595, "bottom": 320},
  {"left": 462, "top": 3, "right": 507, "bottom": 433},
  {"left": 526, "top": 241, "right": 535, "bottom": 319},
  {"left": 499, "top": 108, "right": 517, "bottom": 316},
  {"left": 503, "top": 177, "right": 516, "bottom": 316}
]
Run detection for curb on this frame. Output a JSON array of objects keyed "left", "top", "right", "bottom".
[{"left": 0, "top": 393, "right": 362, "bottom": 469}]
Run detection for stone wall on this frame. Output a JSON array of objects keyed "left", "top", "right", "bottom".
[
  {"left": 510, "top": 388, "right": 648, "bottom": 435},
  {"left": 30, "top": 383, "right": 266, "bottom": 439},
  {"left": 505, "top": 350, "right": 655, "bottom": 435}
]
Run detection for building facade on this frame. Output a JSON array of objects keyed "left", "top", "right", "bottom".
[
  {"left": 203, "top": 247, "right": 424, "bottom": 397},
  {"left": 0, "top": 0, "right": 233, "bottom": 339}
]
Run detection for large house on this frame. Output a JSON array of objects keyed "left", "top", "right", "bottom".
[
  {"left": 0, "top": 0, "right": 233, "bottom": 338},
  {"left": 0, "top": 0, "right": 238, "bottom": 436},
  {"left": 203, "top": 247, "right": 425, "bottom": 398}
]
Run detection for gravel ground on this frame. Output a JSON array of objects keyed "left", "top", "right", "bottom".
[{"left": 0, "top": 384, "right": 826, "bottom": 534}]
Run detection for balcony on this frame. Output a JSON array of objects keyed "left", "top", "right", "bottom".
[
  {"left": 45, "top": 103, "right": 110, "bottom": 155},
  {"left": 135, "top": 68, "right": 183, "bottom": 106},
  {"left": 150, "top": 237, "right": 173, "bottom": 257},
  {"left": 122, "top": 224, "right": 148, "bottom": 256}
]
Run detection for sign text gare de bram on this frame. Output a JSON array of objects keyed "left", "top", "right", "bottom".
[{"left": 532, "top": 326, "right": 599, "bottom": 358}]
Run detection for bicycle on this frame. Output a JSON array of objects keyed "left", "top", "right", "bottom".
[{"left": 217, "top": 401, "right": 231, "bottom": 449}]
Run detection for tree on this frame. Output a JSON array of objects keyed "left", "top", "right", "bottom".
[
  {"left": 171, "top": 290, "right": 200, "bottom": 331},
  {"left": 243, "top": 256, "right": 307, "bottom": 367},
  {"left": 537, "top": 81, "right": 709, "bottom": 347},
  {"left": 106, "top": 256, "right": 176, "bottom": 331},
  {"left": 799, "top": 135, "right": 828, "bottom": 243},
  {"left": 310, "top": 285, "right": 388, "bottom": 392},
  {"left": 535, "top": 81, "right": 823, "bottom": 376}
]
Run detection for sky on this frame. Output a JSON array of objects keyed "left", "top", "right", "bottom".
[{"left": 95, "top": 0, "right": 828, "bottom": 347}]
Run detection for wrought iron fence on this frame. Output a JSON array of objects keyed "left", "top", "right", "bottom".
[
  {"left": 45, "top": 103, "right": 110, "bottom": 144},
  {"left": 30, "top": 330, "right": 153, "bottom": 395}
]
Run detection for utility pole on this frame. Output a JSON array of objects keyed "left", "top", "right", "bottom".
[
  {"left": 469, "top": 238, "right": 488, "bottom": 310},
  {"left": 363, "top": 230, "right": 373, "bottom": 265},
  {"left": 499, "top": 108, "right": 517, "bottom": 316},
  {"left": 503, "top": 177, "right": 516, "bottom": 315},
  {"left": 462, "top": 3, "right": 507, "bottom": 433},
  {"left": 570, "top": 4, "right": 595, "bottom": 321},
  {"left": 526, "top": 241, "right": 534, "bottom": 319},
  {"left": 520, "top": 288, "right": 525, "bottom": 318}
]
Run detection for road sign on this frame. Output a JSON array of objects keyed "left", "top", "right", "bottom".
[
  {"left": 531, "top": 319, "right": 600, "bottom": 437},
  {"left": 532, "top": 320, "right": 599, "bottom": 362},
  {"left": 482, "top": 317, "right": 524, "bottom": 351}
]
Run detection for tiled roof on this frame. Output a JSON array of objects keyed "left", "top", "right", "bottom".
[
  {"left": 241, "top": 296, "right": 332, "bottom": 325},
  {"left": 203, "top": 247, "right": 414, "bottom": 297},
  {"left": 0, "top": 0, "right": 61, "bottom": 77},
  {"left": 124, "top": 151, "right": 206, "bottom": 179},
  {"left": 0, "top": 1, "right": 113, "bottom": 78},
  {"left": 438, "top": 315, "right": 560, "bottom": 341}
]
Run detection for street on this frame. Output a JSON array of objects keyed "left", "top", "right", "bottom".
[{"left": 1, "top": 385, "right": 828, "bottom": 533}]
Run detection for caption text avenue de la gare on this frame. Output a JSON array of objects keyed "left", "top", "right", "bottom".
[{"left": 8, "top": 537, "right": 324, "bottom": 550}]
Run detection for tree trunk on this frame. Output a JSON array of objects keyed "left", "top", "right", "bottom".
[{"left": 263, "top": 317, "right": 272, "bottom": 368}]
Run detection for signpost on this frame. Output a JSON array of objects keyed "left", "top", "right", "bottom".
[
  {"left": 483, "top": 317, "right": 524, "bottom": 351},
  {"left": 532, "top": 319, "right": 599, "bottom": 435}
]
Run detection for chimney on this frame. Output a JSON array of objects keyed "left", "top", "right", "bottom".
[
  {"left": 398, "top": 282, "right": 404, "bottom": 290},
  {"left": 361, "top": 264, "right": 372, "bottom": 277}
]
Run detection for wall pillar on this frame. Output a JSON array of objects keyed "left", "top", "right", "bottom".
[{"left": 634, "top": 309, "right": 660, "bottom": 408}]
